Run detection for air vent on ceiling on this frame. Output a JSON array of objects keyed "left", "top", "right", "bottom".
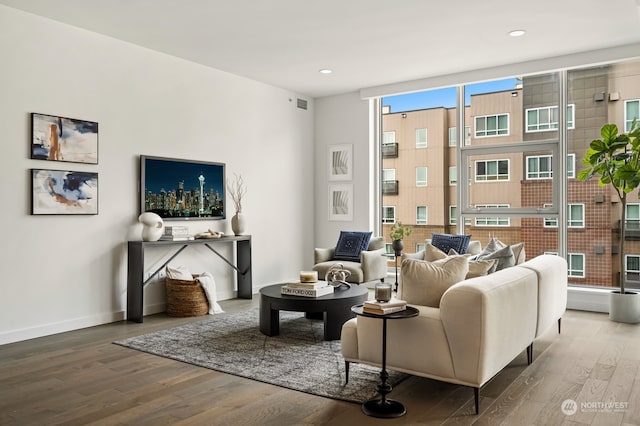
[{"left": 297, "top": 98, "right": 308, "bottom": 110}]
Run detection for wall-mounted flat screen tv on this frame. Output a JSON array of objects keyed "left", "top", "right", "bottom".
[{"left": 140, "top": 155, "right": 225, "bottom": 220}]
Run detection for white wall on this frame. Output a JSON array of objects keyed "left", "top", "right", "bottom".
[
  {"left": 0, "top": 5, "right": 315, "bottom": 344},
  {"left": 314, "top": 92, "right": 374, "bottom": 248}
]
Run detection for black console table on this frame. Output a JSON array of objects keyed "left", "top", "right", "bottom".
[{"left": 127, "top": 235, "right": 252, "bottom": 322}]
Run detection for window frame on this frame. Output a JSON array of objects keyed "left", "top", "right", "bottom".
[
  {"left": 568, "top": 253, "right": 585, "bottom": 278},
  {"left": 416, "top": 128, "right": 427, "bottom": 148},
  {"left": 416, "top": 205, "right": 427, "bottom": 225},
  {"left": 416, "top": 166, "right": 427, "bottom": 187},
  {"left": 474, "top": 113, "right": 509, "bottom": 138},
  {"left": 525, "top": 104, "right": 575, "bottom": 132},
  {"left": 382, "top": 206, "right": 396, "bottom": 224},
  {"left": 568, "top": 203, "right": 585, "bottom": 228},
  {"left": 625, "top": 99, "right": 639, "bottom": 132},
  {"left": 474, "top": 204, "right": 510, "bottom": 226},
  {"left": 474, "top": 159, "right": 510, "bottom": 182}
]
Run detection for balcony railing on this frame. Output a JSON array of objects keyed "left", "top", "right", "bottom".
[
  {"left": 382, "top": 180, "right": 399, "bottom": 195},
  {"left": 382, "top": 143, "right": 399, "bottom": 158},
  {"left": 620, "top": 220, "right": 640, "bottom": 240}
]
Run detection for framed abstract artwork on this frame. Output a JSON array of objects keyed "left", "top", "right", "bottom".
[
  {"left": 328, "top": 184, "right": 353, "bottom": 221},
  {"left": 31, "top": 169, "right": 98, "bottom": 215},
  {"left": 328, "top": 144, "right": 352, "bottom": 181},
  {"left": 31, "top": 113, "right": 99, "bottom": 164}
]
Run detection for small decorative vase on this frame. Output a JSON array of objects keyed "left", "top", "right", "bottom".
[
  {"left": 231, "top": 212, "right": 246, "bottom": 236},
  {"left": 392, "top": 239, "right": 404, "bottom": 256},
  {"left": 138, "top": 212, "right": 164, "bottom": 241}
]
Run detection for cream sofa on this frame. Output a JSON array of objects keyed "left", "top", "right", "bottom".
[{"left": 341, "top": 254, "right": 567, "bottom": 414}]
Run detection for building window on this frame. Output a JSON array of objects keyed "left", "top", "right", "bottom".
[
  {"left": 474, "top": 204, "right": 510, "bottom": 226},
  {"left": 475, "top": 113, "right": 509, "bottom": 137},
  {"left": 449, "top": 166, "right": 457, "bottom": 186},
  {"left": 626, "top": 203, "right": 640, "bottom": 230},
  {"left": 567, "top": 153, "right": 575, "bottom": 178},
  {"left": 625, "top": 99, "right": 639, "bottom": 132},
  {"left": 382, "top": 206, "right": 395, "bottom": 223},
  {"left": 383, "top": 131, "right": 396, "bottom": 144},
  {"left": 526, "top": 154, "right": 575, "bottom": 180},
  {"left": 475, "top": 159, "right": 509, "bottom": 181},
  {"left": 449, "top": 205, "right": 471, "bottom": 225},
  {"left": 385, "top": 243, "right": 394, "bottom": 258},
  {"left": 416, "top": 205, "right": 427, "bottom": 224},
  {"left": 543, "top": 203, "right": 557, "bottom": 228},
  {"left": 416, "top": 128, "right": 427, "bottom": 148},
  {"left": 626, "top": 255, "right": 640, "bottom": 281},
  {"left": 542, "top": 203, "right": 583, "bottom": 227},
  {"left": 525, "top": 104, "right": 575, "bottom": 132},
  {"left": 526, "top": 155, "right": 553, "bottom": 179},
  {"left": 449, "top": 126, "right": 471, "bottom": 146},
  {"left": 383, "top": 169, "right": 396, "bottom": 182},
  {"left": 416, "top": 167, "right": 427, "bottom": 186},
  {"left": 568, "top": 204, "right": 585, "bottom": 228},
  {"left": 568, "top": 253, "right": 585, "bottom": 278}
]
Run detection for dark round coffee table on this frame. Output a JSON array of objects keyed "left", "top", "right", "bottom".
[{"left": 259, "top": 283, "right": 369, "bottom": 340}]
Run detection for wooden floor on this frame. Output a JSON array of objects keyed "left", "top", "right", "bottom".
[{"left": 1, "top": 299, "right": 640, "bottom": 426}]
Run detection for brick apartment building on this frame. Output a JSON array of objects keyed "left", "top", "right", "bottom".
[{"left": 382, "top": 61, "right": 640, "bottom": 289}]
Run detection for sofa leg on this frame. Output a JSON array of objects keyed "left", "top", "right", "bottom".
[
  {"left": 345, "top": 361, "right": 349, "bottom": 384},
  {"left": 527, "top": 343, "right": 533, "bottom": 365},
  {"left": 474, "top": 387, "right": 479, "bottom": 415},
  {"left": 558, "top": 317, "right": 562, "bottom": 334}
]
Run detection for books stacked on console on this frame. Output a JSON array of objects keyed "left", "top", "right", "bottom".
[
  {"left": 363, "top": 299, "right": 407, "bottom": 315},
  {"left": 161, "top": 226, "right": 193, "bottom": 241},
  {"left": 280, "top": 271, "right": 333, "bottom": 297}
]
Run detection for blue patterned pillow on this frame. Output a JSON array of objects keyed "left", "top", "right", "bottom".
[
  {"left": 333, "top": 231, "right": 372, "bottom": 262},
  {"left": 431, "top": 233, "right": 472, "bottom": 255}
]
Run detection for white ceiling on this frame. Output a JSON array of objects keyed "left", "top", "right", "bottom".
[{"left": 2, "top": 0, "right": 640, "bottom": 98}]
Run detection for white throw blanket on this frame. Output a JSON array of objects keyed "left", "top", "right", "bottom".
[
  {"left": 166, "top": 265, "right": 224, "bottom": 314},
  {"left": 197, "top": 272, "right": 224, "bottom": 314}
]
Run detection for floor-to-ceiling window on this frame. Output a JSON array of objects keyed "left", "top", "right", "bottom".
[{"left": 380, "top": 58, "right": 640, "bottom": 290}]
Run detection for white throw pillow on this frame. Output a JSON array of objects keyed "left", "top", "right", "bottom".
[
  {"left": 400, "top": 256, "right": 469, "bottom": 308},
  {"left": 166, "top": 265, "right": 194, "bottom": 281}
]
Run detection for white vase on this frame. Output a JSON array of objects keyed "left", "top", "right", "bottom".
[
  {"left": 138, "top": 212, "right": 164, "bottom": 241},
  {"left": 231, "top": 212, "right": 246, "bottom": 236}
]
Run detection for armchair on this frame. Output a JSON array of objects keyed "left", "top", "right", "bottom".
[{"left": 312, "top": 236, "right": 387, "bottom": 284}]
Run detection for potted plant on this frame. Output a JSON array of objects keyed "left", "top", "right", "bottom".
[
  {"left": 578, "top": 121, "right": 640, "bottom": 323},
  {"left": 389, "top": 222, "right": 412, "bottom": 255}
]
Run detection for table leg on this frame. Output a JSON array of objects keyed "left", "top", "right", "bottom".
[
  {"left": 259, "top": 303, "right": 279, "bottom": 336},
  {"left": 324, "top": 306, "right": 356, "bottom": 341},
  {"left": 361, "top": 317, "right": 406, "bottom": 418}
]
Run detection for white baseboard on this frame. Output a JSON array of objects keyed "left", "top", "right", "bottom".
[
  {"left": 567, "top": 287, "right": 610, "bottom": 313},
  {"left": 0, "top": 310, "right": 126, "bottom": 346}
]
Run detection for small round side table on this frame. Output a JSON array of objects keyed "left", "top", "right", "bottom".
[{"left": 351, "top": 304, "right": 419, "bottom": 418}]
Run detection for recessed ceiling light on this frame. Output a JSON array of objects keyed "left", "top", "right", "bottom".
[
  {"left": 319, "top": 69, "right": 332, "bottom": 74},
  {"left": 509, "top": 29, "right": 526, "bottom": 37}
]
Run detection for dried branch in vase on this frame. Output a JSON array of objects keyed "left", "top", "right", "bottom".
[{"left": 227, "top": 173, "right": 247, "bottom": 214}]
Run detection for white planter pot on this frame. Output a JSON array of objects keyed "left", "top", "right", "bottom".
[{"left": 609, "top": 291, "right": 640, "bottom": 324}]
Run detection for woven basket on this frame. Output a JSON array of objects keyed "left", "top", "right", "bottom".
[{"left": 165, "top": 274, "right": 209, "bottom": 317}]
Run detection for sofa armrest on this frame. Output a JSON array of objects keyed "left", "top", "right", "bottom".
[
  {"left": 314, "top": 247, "right": 334, "bottom": 264},
  {"left": 439, "top": 266, "right": 538, "bottom": 386},
  {"left": 361, "top": 248, "right": 387, "bottom": 282}
]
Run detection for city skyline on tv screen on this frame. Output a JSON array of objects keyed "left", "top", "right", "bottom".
[{"left": 141, "top": 156, "right": 225, "bottom": 219}]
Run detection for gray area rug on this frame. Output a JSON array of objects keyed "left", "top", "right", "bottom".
[{"left": 114, "top": 309, "right": 407, "bottom": 403}]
